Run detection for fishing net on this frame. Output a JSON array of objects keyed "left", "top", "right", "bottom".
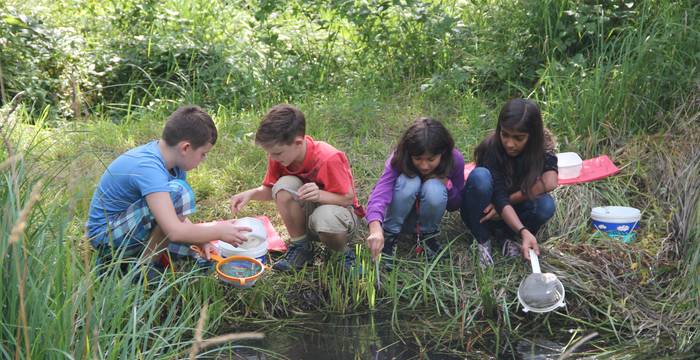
[
  {"left": 518, "top": 273, "right": 565, "bottom": 310},
  {"left": 219, "top": 259, "right": 263, "bottom": 278}
]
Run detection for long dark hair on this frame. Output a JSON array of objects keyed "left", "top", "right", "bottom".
[
  {"left": 475, "top": 99, "right": 545, "bottom": 198},
  {"left": 391, "top": 117, "right": 454, "bottom": 178}
]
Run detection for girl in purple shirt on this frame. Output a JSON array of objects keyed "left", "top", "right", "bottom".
[{"left": 365, "top": 117, "right": 465, "bottom": 264}]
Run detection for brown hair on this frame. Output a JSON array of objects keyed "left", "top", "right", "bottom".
[
  {"left": 255, "top": 104, "right": 306, "bottom": 146},
  {"left": 391, "top": 117, "right": 455, "bottom": 178},
  {"left": 162, "top": 105, "right": 217, "bottom": 148}
]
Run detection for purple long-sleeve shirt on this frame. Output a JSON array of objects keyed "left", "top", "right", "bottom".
[{"left": 365, "top": 148, "right": 465, "bottom": 225}]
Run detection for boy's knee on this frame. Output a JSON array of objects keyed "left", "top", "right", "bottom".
[
  {"left": 308, "top": 205, "right": 356, "bottom": 235},
  {"left": 271, "top": 176, "right": 303, "bottom": 200},
  {"left": 167, "top": 179, "right": 196, "bottom": 216}
]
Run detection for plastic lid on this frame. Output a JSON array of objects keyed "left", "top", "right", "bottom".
[{"left": 591, "top": 206, "right": 641, "bottom": 222}]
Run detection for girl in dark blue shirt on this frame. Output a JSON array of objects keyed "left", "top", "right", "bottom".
[{"left": 460, "top": 99, "right": 558, "bottom": 267}]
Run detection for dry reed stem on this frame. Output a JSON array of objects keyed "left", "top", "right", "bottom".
[
  {"left": 0, "top": 154, "right": 21, "bottom": 172},
  {"left": 558, "top": 332, "right": 598, "bottom": 360},
  {"left": 7, "top": 180, "right": 42, "bottom": 360},
  {"left": 196, "top": 332, "right": 265, "bottom": 351},
  {"left": 9, "top": 180, "right": 43, "bottom": 245},
  {"left": 188, "top": 303, "right": 209, "bottom": 360},
  {"left": 1, "top": 91, "right": 24, "bottom": 158},
  {"left": 188, "top": 303, "right": 264, "bottom": 359}
]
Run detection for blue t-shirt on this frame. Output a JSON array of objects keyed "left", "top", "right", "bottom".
[{"left": 86, "top": 140, "right": 186, "bottom": 239}]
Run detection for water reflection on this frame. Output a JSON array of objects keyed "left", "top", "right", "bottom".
[
  {"left": 202, "top": 315, "right": 566, "bottom": 359},
  {"left": 219, "top": 314, "right": 457, "bottom": 359},
  {"left": 514, "top": 339, "right": 565, "bottom": 360}
]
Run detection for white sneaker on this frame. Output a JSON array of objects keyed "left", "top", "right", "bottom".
[{"left": 477, "top": 241, "right": 494, "bottom": 268}]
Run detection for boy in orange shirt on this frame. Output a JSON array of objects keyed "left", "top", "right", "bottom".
[{"left": 230, "top": 104, "right": 364, "bottom": 271}]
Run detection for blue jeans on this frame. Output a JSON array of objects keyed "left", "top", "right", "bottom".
[
  {"left": 383, "top": 174, "right": 448, "bottom": 235},
  {"left": 459, "top": 167, "right": 555, "bottom": 244}
]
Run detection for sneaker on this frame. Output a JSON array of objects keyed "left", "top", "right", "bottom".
[
  {"left": 502, "top": 239, "right": 522, "bottom": 258},
  {"left": 272, "top": 239, "right": 313, "bottom": 272},
  {"left": 131, "top": 262, "right": 165, "bottom": 285},
  {"left": 380, "top": 232, "right": 399, "bottom": 270},
  {"left": 420, "top": 231, "right": 443, "bottom": 261},
  {"left": 477, "top": 241, "right": 494, "bottom": 268},
  {"left": 343, "top": 247, "right": 363, "bottom": 275}
]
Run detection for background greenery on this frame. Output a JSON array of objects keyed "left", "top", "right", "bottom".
[{"left": 1, "top": 0, "right": 698, "bottom": 358}]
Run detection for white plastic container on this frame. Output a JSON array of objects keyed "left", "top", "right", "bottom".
[
  {"left": 217, "top": 217, "right": 269, "bottom": 263},
  {"left": 557, "top": 152, "right": 583, "bottom": 179}
]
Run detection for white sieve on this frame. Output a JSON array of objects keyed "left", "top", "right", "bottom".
[{"left": 517, "top": 249, "right": 566, "bottom": 313}]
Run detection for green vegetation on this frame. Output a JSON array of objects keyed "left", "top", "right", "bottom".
[{"left": 1, "top": 0, "right": 699, "bottom": 358}]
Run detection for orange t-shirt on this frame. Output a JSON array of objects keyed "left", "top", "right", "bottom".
[{"left": 262, "top": 136, "right": 365, "bottom": 217}]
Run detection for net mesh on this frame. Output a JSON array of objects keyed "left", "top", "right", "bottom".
[
  {"left": 518, "top": 273, "right": 564, "bottom": 309},
  {"left": 219, "top": 260, "right": 262, "bottom": 278}
]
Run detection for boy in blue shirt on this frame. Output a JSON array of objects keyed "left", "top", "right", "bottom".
[{"left": 86, "top": 106, "right": 250, "bottom": 276}]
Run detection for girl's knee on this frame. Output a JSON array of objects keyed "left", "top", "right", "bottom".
[
  {"left": 535, "top": 195, "right": 556, "bottom": 221},
  {"left": 421, "top": 178, "right": 448, "bottom": 208},
  {"left": 394, "top": 174, "right": 422, "bottom": 198},
  {"left": 465, "top": 167, "right": 493, "bottom": 194}
]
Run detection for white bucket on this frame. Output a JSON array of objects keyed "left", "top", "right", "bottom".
[
  {"left": 591, "top": 206, "right": 641, "bottom": 224},
  {"left": 557, "top": 152, "right": 583, "bottom": 179},
  {"left": 591, "top": 206, "right": 641, "bottom": 243},
  {"left": 217, "top": 217, "right": 269, "bottom": 263}
]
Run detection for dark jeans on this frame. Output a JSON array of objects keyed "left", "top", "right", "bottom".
[{"left": 459, "top": 167, "right": 555, "bottom": 244}]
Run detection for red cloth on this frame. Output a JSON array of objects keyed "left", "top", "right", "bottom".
[
  {"left": 262, "top": 135, "right": 364, "bottom": 216},
  {"left": 463, "top": 155, "right": 619, "bottom": 185},
  {"left": 256, "top": 215, "right": 286, "bottom": 252},
  {"left": 557, "top": 155, "right": 619, "bottom": 185}
]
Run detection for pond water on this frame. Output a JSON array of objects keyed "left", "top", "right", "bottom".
[{"left": 202, "top": 314, "right": 567, "bottom": 359}]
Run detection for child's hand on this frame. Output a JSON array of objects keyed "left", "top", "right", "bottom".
[
  {"left": 229, "top": 192, "right": 251, "bottom": 215},
  {"left": 367, "top": 230, "right": 385, "bottom": 261},
  {"left": 520, "top": 230, "right": 540, "bottom": 260},
  {"left": 479, "top": 203, "right": 498, "bottom": 223},
  {"left": 201, "top": 241, "right": 219, "bottom": 261},
  {"left": 298, "top": 182, "right": 321, "bottom": 202},
  {"left": 219, "top": 220, "right": 252, "bottom": 247}
]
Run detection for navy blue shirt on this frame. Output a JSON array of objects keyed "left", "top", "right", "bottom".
[{"left": 479, "top": 150, "right": 558, "bottom": 213}]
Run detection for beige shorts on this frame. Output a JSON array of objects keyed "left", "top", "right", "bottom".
[{"left": 271, "top": 176, "right": 359, "bottom": 242}]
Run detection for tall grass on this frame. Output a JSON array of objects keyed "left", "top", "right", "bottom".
[{"left": 0, "top": 109, "right": 264, "bottom": 359}]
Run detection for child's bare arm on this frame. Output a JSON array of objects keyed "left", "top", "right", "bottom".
[
  {"left": 230, "top": 186, "right": 273, "bottom": 214},
  {"left": 146, "top": 192, "right": 249, "bottom": 245},
  {"left": 500, "top": 204, "right": 540, "bottom": 260}
]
